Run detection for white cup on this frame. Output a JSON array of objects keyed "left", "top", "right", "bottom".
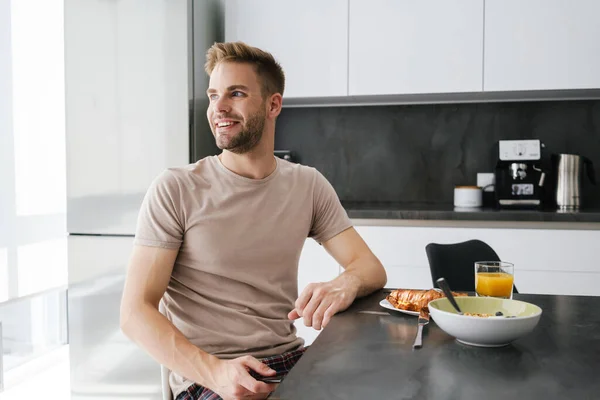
[{"left": 454, "top": 186, "right": 483, "bottom": 208}]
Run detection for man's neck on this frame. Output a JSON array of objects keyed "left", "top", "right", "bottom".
[{"left": 218, "top": 147, "right": 277, "bottom": 180}]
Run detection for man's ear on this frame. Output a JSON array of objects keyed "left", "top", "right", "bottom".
[{"left": 267, "top": 93, "right": 283, "bottom": 119}]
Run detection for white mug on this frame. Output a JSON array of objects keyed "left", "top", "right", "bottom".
[{"left": 454, "top": 186, "right": 483, "bottom": 208}]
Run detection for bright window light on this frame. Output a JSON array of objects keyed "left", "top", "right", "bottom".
[
  {"left": 0, "top": 247, "right": 8, "bottom": 302},
  {"left": 17, "top": 238, "right": 67, "bottom": 297},
  {"left": 11, "top": 0, "right": 66, "bottom": 216}
]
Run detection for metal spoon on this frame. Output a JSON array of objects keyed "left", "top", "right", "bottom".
[{"left": 436, "top": 278, "right": 463, "bottom": 315}]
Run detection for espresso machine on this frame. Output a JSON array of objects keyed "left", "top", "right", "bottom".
[{"left": 495, "top": 140, "right": 546, "bottom": 209}]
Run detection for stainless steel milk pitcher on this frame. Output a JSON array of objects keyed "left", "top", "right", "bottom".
[{"left": 552, "top": 154, "right": 596, "bottom": 210}]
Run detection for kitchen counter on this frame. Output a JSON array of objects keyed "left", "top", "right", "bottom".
[
  {"left": 343, "top": 201, "right": 600, "bottom": 223},
  {"left": 271, "top": 290, "right": 600, "bottom": 400}
]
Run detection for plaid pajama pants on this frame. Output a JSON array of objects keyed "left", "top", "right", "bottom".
[{"left": 176, "top": 347, "right": 307, "bottom": 400}]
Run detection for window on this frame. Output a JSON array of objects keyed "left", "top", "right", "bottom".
[{"left": 1, "top": 0, "right": 67, "bottom": 386}]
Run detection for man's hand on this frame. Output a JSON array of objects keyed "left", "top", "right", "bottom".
[
  {"left": 287, "top": 276, "right": 360, "bottom": 331},
  {"left": 288, "top": 228, "right": 387, "bottom": 331},
  {"left": 207, "top": 356, "right": 278, "bottom": 400}
]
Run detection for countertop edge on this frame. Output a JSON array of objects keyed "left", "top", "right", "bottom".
[{"left": 350, "top": 218, "right": 600, "bottom": 230}]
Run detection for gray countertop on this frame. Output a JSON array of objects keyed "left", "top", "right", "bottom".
[
  {"left": 271, "top": 290, "right": 600, "bottom": 400},
  {"left": 343, "top": 202, "right": 600, "bottom": 223}
]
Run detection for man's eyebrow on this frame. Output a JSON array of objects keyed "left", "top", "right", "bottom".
[
  {"left": 206, "top": 85, "right": 250, "bottom": 95},
  {"left": 227, "top": 85, "right": 250, "bottom": 91}
]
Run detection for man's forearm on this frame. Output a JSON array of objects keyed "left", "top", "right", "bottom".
[
  {"left": 336, "top": 254, "right": 387, "bottom": 298},
  {"left": 120, "top": 302, "right": 218, "bottom": 388}
]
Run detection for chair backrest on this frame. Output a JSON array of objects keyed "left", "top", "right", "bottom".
[
  {"left": 158, "top": 300, "right": 174, "bottom": 400},
  {"left": 161, "top": 364, "right": 173, "bottom": 400},
  {"left": 426, "top": 239, "right": 508, "bottom": 292}
]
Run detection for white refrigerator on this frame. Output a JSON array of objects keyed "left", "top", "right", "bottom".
[{"left": 64, "top": 1, "right": 220, "bottom": 398}]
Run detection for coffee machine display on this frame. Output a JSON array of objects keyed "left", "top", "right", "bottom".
[{"left": 495, "top": 140, "right": 546, "bottom": 209}]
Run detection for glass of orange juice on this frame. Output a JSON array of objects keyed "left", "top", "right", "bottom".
[{"left": 475, "top": 261, "right": 514, "bottom": 299}]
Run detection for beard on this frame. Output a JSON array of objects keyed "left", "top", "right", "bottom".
[{"left": 214, "top": 107, "right": 266, "bottom": 154}]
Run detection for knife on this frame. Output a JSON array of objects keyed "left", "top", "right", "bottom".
[{"left": 412, "top": 307, "right": 430, "bottom": 349}]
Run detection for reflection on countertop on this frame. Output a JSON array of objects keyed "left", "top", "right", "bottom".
[{"left": 342, "top": 201, "right": 600, "bottom": 223}]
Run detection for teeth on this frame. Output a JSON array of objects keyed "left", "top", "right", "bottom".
[{"left": 217, "top": 121, "right": 235, "bottom": 127}]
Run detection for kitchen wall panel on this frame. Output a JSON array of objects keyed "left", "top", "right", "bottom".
[{"left": 275, "top": 100, "right": 600, "bottom": 206}]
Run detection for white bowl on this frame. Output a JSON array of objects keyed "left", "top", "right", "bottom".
[{"left": 428, "top": 296, "right": 542, "bottom": 347}]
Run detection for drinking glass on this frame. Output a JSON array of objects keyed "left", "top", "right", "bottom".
[{"left": 475, "top": 261, "right": 514, "bottom": 299}]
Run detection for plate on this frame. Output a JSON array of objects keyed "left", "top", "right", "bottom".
[
  {"left": 379, "top": 299, "right": 419, "bottom": 316},
  {"left": 379, "top": 289, "right": 443, "bottom": 316}
]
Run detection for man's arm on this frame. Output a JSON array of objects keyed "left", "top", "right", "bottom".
[
  {"left": 120, "top": 245, "right": 218, "bottom": 386},
  {"left": 288, "top": 227, "right": 387, "bottom": 330},
  {"left": 323, "top": 227, "right": 387, "bottom": 297},
  {"left": 120, "top": 245, "right": 277, "bottom": 398}
]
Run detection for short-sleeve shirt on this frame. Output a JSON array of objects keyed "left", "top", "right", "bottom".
[{"left": 134, "top": 155, "right": 352, "bottom": 397}]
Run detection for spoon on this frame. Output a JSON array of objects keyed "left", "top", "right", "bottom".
[{"left": 436, "top": 278, "right": 463, "bottom": 315}]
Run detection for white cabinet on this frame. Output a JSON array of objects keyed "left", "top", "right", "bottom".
[
  {"left": 225, "top": 1, "right": 600, "bottom": 100},
  {"left": 348, "top": 0, "right": 484, "bottom": 96},
  {"left": 354, "top": 225, "right": 600, "bottom": 297},
  {"left": 484, "top": 0, "right": 600, "bottom": 91},
  {"left": 354, "top": 226, "right": 436, "bottom": 290},
  {"left": 224, "top": 0, "right": 348, "bottom": 98}
]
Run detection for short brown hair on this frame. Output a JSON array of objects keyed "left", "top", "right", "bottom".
[{"left": 205, "top": 41, "right": 285, "bottom": 97}]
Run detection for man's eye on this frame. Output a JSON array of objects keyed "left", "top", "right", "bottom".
[
  {"left": 209, "top": 94, "right": 218, "bottom": 101},
  {"left": 232, "top": 91, "right": 245, "bottom": 97}
]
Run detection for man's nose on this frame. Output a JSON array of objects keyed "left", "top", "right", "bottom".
[{"left": 213, "top": 96, "right": 231, "bottom": 113}]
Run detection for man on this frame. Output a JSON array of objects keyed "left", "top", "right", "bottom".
[{"left": 120, "top": 41, "right": 387, "bottom": 400}]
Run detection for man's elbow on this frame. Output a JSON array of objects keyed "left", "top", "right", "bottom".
[
  {"left": 119, "top": 299, "right": 139, "bottom": 339},
  {"left": 376, "top": 259, "right": 387, "bottom": 289}
]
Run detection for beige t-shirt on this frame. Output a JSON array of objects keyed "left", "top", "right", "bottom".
[{"left": 134, "top": 155, "right": 352, "bottom": 397}]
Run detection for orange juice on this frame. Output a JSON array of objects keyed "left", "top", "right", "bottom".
[{"left": 475, "top": 272, "right": 514, "bottom": 298}]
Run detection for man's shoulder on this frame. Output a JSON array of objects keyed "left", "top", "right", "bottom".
[
  {"left": 278, "top": 158, "right": 320, "bottom": 179},
  {"left": 152, "top": 157, "right": 215, "bottom": 189}
]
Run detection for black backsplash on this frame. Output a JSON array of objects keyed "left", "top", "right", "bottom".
[{"left": 275, "top": 100, "right": 600, "bottom": 207}]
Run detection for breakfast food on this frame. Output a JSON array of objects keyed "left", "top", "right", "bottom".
[
  {"left": 463, "top": 312, "right": 493, "bottom": 318},
  {"left": 463, "top": 311, "right": 513, "bottom": 318},
  {"left": 387, "top": 288, "right": 468, "bottom": 312}
]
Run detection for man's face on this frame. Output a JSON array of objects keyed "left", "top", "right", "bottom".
[{"left": 206, "top": 62, "right": 267, "bottom": 154}]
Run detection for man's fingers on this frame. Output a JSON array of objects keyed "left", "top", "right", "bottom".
[
  {"left": 301, "top": 295, "right": 322, "bottom": 327},
  {"left": 236, "top": 357, "right": 277, "bottom": 394},
  {"left": 241, "top": 356, "right": 276, "bottom": 376},
  {"left": 288, "top": 308, "right": 301, "bottom": 320},
  {"left": 237, "top": 373, "right": 276, "bottom": 395},
  {"left": 301, "top": 285, "right": 329, "bottom": 327},
  {"left": 321, "top": 304, "right": 338, "bottom": 328},
  {"left": 311, "top": 298, "right": 333, "bottom": 330},
  {"left": 294, "top": 284, "right": 315, "bottom": 315}
]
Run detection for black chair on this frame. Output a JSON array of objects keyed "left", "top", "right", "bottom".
[{"left": 425, "top": 239, "right": 518, "bottom": 293}]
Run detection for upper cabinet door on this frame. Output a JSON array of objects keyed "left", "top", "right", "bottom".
[
  {"left": 484, "top": 0, "right": 600, "bottom": 91},
  {"left": 348, "top": 0, "right": 484, "bottom": 96},
  {"left": 225, "top": 0, "right": 348, "bottom": 98}
]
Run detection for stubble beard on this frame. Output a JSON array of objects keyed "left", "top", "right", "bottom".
[{"left": 215, "top": 107, "right": 266, "bottom": 154}]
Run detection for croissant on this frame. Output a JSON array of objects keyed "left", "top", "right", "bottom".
[{"left": 386, "top": 288, "right": 468, "bottom": 312}]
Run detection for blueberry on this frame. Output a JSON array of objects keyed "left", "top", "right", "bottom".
[{"left": 495, "top": 311, "right": 504, "bottom": 316}]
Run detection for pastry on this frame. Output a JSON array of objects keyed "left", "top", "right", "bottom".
[{"left": 386, "top": 288, "right": 468, "bottom": 312}]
